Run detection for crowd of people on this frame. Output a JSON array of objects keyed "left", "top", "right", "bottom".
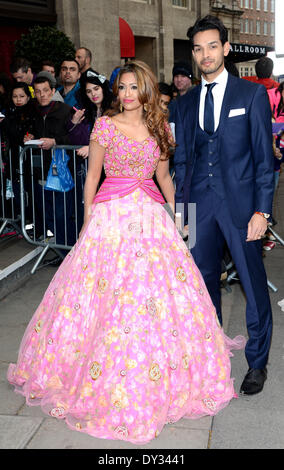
[
  {"left": 0, "top": 41, "right": 283, "bottom": 253},
  {"left": 3, "top": 14, "right": 284, "bottom": 445},
  {"left": 0, "top": 49, "right": 187, "bottom": 244}
]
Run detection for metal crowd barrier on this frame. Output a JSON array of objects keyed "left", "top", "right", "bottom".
[
  {"left": 0, "top": 132, "right": 22, "bottom": 237},
  {"left": 18, "top": 144, "right": 87, "bottom": 273}
]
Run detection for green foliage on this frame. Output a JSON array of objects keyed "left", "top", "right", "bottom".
[{"left": 14, "top": 26, "right": 76, "bottom": 74}]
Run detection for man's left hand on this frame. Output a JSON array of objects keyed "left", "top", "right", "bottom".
[
  {"left": 39, "top": 138, "right": 56, "bottom": 150},
  {"left": 246, "top": 213, "right": 268, "bottom": 242}
]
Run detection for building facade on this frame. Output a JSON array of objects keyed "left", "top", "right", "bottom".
[
  {"left": 0, "top": 0, "right": 57, "bottom": 76},
  {"left": 209, "top": 0, "right": 243, "bottom": 42},
  {"left": 56, "top": 0, "right": 211, "bottom": 83},
  {"left": 0, "top": 0, "right": 276, "bottom": 83},
  {"left": 238, "top": 0, "right": 275, "bottom": 76}
]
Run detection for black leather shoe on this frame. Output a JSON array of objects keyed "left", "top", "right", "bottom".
[{"left": 240, "top": 368, "right": 267, "bottom": 395}]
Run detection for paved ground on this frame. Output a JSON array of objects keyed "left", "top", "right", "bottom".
[{"left": 0, "top": 174, "right": 283, "bottom": 450}]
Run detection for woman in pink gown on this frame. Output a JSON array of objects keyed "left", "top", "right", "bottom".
[{"left": 7, "top": 60, "right": 245, "bottom": 445}]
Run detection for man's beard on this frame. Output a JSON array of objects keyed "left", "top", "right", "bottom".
[{"left": 200, "top": 58, "right": 224, "bottom": 76}]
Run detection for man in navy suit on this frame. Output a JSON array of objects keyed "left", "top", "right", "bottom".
[{"left": 174, "top": 15, "right": 274, "bottom": 396}]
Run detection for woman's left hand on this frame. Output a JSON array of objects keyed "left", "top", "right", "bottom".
[{"left": 77, "top": 145, "right": 89, "bottom": 159}]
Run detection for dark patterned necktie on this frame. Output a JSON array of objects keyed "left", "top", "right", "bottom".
[{"left": 204, "top": 82, "right": 217, "bottom": 135}]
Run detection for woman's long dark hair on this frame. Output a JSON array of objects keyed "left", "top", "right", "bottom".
[{"left": 79, "top": 71, "right": 114, "bottom": 127}]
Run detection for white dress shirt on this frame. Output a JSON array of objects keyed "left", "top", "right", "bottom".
[{"left": 199, "top": 68, "right": 228, "bottom": 132}]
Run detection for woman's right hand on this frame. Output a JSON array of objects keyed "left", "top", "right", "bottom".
[{"left": 71, "top": 109, "right": 85, "bottom": 125}]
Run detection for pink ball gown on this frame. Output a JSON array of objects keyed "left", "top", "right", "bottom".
[{"left": 7, "top": 116, "right": 245, "bottom": 444}]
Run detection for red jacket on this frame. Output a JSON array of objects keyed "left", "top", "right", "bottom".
[{"left": 242, "top": 76, "right": 279, "bottom": 90}]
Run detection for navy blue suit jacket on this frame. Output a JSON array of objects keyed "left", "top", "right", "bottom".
[{"left": 174, "top": 73, "right": 274, "bottom": 228}]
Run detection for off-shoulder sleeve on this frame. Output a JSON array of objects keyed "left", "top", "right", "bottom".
[{"left": 90, "top": 116, "right": 110, "bottom": 148}]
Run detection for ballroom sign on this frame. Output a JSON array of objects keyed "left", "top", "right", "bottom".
[
  {"left": 230, "top": 44, "right": 266, "bottom": 55},
  {"left": 229, "top": 43, "right": 274, "bottom": 63}
]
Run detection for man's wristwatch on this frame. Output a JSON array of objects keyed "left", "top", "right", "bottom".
[{"left": 255, "top": 212, "right": 270, "bottom": 219}]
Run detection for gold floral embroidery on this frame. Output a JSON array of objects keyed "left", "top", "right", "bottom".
[
  {"left": 104, "top": 326, "right": 120, "bottom": 346},
  {"left": 125, "top": 358, "right": 137, "bottom": 369},
  {"left": 34, "top": 320, "right": 42, "bottom": 333},
  {"left": 90, "top": 361, "right": 102, "bottom": 380},
  {"left": 138, "top": 305, "right": 147, "bottom": 316},
  {"left": 97, "top": 277, "right": 109, "bottom": 293},
  {"left": 149, "top": 363, "right": 162, "bottom": 381},
  {"left": 182, "top": 354, "right": 190, "bottom": 369},
  {"left": 111, "top": 384, "right": 129, "bottom": 408},
  {"left": 84, "top": 273, "right": 95, "bottom": 292},
  {"left": 98, "top": 396, "right": 108, "bottom": 407},
  {"left": 59, "top": 305, "right": 72, "bottom": 320},
  {"left": 176, "top": 266, "right": 187, "bottom": 282},
  {"left": 118, "top": 289, "right": 135, "bottom": 305}
]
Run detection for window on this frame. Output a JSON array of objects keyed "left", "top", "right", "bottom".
[
  {"left": 263, "top": 21, "right": 268, "bottom": 35},
  {"left": 256, "top": 20, "right": 261, "bottom": 34},
  {"left": 172, "top": 0, "right": 187, "bottom": 6},
  {"left": 264, "top": 0, "right": 268, "bottom": 11},
  {"left": 271, "top": 0, "right": 275, "bottom": 12},
  {"left": 245, "top": 0, "right": 249, "bottom": 8},
  {"left": 271, "top": 22, "right": 275, "bottom": 36},
  {"left": 256, "top": 0, "right": 261, "bottom": 10}
]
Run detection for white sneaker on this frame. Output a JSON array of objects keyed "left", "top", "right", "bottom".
[{"left": 277, "top": 299, "right": 284, "bottom": 307}]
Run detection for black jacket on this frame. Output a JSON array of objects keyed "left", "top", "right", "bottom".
[
  {"left": 32, "top": 101, "right": 73, "bottom": 177},
  {"left": 33, "top": 101, "right": 72, "bottom": 145},
  {"left": 1, "top": 100, "right": 37, "bottom": 178}
]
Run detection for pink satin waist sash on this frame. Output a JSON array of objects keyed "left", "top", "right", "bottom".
[{"left": 93, "top": 176, "right": 165, "bottom": 204}]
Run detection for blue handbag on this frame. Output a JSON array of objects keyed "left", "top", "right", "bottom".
[{"left": 45, "top": 149, "right": 74, "bottom": 192}]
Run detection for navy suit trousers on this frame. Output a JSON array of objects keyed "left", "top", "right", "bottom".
[{"left": 190, "top": 188, "right": 272, "bottom": 369}]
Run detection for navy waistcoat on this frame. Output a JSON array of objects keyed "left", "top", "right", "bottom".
[{"left": 190, "top": 124, "right": 226, "bottom": 199}]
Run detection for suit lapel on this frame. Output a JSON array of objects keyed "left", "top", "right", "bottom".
[
  {"left": 218, "top": 74, "right": 240, "bottom": 136},
  {"left": 186, "top": 85, "right": 200, "bottom": 157}
]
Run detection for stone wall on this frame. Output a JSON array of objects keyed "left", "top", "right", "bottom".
[{"left": 55, "top": 0, "right": 211, "bottom": 83}]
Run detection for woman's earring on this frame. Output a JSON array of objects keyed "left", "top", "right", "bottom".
[
  {"left": 144, "top": 103, "right": 148, "bottom": 112},
  {"left": 120, "top": 103, "right": 123, "bottom": 113}
]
